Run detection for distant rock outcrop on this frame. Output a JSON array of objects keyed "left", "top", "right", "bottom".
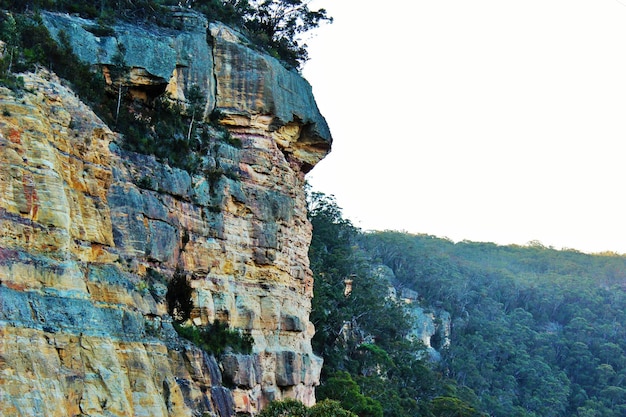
[
  {"left": 0, "top": 8, "right": 330, "bottom": 416},
  {"left": 372, "top": 265, "right": 451, "bottom": 360}
]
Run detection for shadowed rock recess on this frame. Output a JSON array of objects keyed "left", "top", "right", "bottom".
[{"left": 0, "top": 9, "right": 331, "bottom": 417}]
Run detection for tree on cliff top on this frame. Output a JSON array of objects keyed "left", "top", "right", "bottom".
[
  {"left": 244, "top": 0, "right": 332, "bottom": 68},
  {"left": 0, "top": 0, "right": 332, "bottom": 68},
  {"left": 184, "top": 0, "right": 333, "bottom": 68}
]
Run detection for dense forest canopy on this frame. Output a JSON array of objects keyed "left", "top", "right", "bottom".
[{"left": 308, "top": 190, "right": 626, "bottom": 417}]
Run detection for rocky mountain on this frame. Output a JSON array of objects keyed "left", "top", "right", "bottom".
[{"left": 0, "top": 8, "right": 331, "bottom": 417}]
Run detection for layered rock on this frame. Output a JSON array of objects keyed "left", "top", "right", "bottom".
[{"left": 0, "top": 9, "right": 330, "bottom": 417}]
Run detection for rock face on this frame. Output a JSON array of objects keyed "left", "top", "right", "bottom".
[
  {"left": 0, "top": 9, "right": 330, "bottom": 417},
  {"left": 371, "top": 265, "right": 451, "bottom": 360},
  {"left": 40, "top": 10, "right": 330, "bottom": 147}
]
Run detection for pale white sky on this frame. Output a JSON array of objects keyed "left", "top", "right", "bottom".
[{"left": 302, "top": 0, "right": 626, "bottom": 254}]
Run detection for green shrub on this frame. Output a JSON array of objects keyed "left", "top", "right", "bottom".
[
  {"left": 258, "top": 398, "right": 308, "bottom": 417},
  {"left": 135, "top": 175, "right": 154, "bottom": 189},
  {"left": 310, "top": 400, "right": 358, "bottom": 417},
  {"left": 316, "top": 372, "right": 383, "bottom": 417},
  {"left": 258, "top": 399, "right": 357, "bottom": 417},
  {"left": 2, "top": 0, "right": 331, "bottom": 69},
  {"left": 0, "top": 12, "right": 107, "bottom": 106},
  {"left": 173, "top": 320, "right": 253, "bottom": 356},
  {"left": 82, "top": 24, "right": 115, "bottom": 37},
  {"left": 430, "top": 397, "right": 484, "bottom": 417}
]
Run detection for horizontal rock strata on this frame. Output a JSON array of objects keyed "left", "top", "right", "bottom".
[{"left": 0, "top": 9, "right": 331, "bottom": 416}]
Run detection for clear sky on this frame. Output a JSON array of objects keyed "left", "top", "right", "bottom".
[{"left": 302, "top": 0, "right": 626, "bottom": 254}]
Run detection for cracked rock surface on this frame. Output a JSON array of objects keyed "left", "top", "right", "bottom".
[{"left": 0, "top": 9, "right": 330, "bottom": 416}]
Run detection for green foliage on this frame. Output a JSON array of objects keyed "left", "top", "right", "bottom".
[
  {"left": 308, "top": 191, "right": 411, "bottom": 358},
  {"left": 316, "top": 372, "right": 383, "bottom": 417},
  {"left": 308, "top": 191, "right": 458, "bottom": 417},
  {"left": 258, "top": 398, "right": 357, "bottom": 417},
  {"left": 241, "top": 0, "right": 333, "bottom": 69},
  {"left": 116, "top": 94, "right": 220, "bottom": 173},
  {"left": 258, "top": 398, "right": 308, "bottom": 417},
  {"left": 175, "top": 0, "right": 250, "bottom": 28},
  {"left": 167, "top": 266, "right": 253, "bottom": 356},
  {"left": 310, "top": 400, "right": 358, "bottom": 417},
  {"left": 173, "top": 320, "right": 253, "bottom": 355},
  {"left": 166, "top": 269, "right": 194, "bottom": 322},
  {"left": 0, "top": 0, "right": 172, "bottom": 23},
  {"left": 430, "top": 397, "right": 484, "bottom": 417},
  {"left": 0, "top": 12, "right": 16, "bottom": 86},
  {"left": 83, "top": 23, "right": 115, "bottom": 37},
  {"left": 359, "top": 230, "right": 626, "bottom": 417},
  {"left": 135, "top": 175, "right": 154, "bottom": 189},
  {"left": 0, "top": 71, "right": 24, "bottom": 92},
  {"left": 0, "top": 1, "right": 324, "bottom": 173},
  {"left": 0, "top": 11, "right": 106, "bottom": 106},
  {"left": 308, "top": 190, "right": 626, "bottom": 417},
  {"left": 167, "top": 0, "right": 333, "bottom": 68},
  {"left": 0, "top": 0, "right": 331, "bottom": 69}
]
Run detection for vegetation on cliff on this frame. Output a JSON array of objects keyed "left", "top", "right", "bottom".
[
  {"left": 0, "top": 0, "right": 330, "bottom": 69},
  {"left": 308, "top": 191, "right": 482, "bottom": 417},
  {"left": 0, "top": 0, "right": 328, "bottom": 175},
  {"left": 258, "top": 398, "right": 357, "bottom": 417},
  {"left": 165, "top": 268, "right": 254, "bottom": 356},
  {"left": 0, "top": 9, "right": 236, "bottom": 173},
  {"left": 7, "top": 2, "right": 625, "bottom": 416},
  {"left": 308, "top": 190, "right": 626, "bottom": 417}
]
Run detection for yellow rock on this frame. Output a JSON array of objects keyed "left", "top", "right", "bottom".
[{"left": 0, "top": 16, "right": 331, "bottom": 411}]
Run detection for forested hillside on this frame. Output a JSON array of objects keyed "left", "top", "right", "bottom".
[
  {"left": 308, "top": 191, "right": 626, "bottom": 417},
  {"left": 4, "top": 1, "right": 624, "bottom": 414}
]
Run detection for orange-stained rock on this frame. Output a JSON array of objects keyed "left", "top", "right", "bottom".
[{"left": 0, "top": 12, "right": 329, "bottom": 412}]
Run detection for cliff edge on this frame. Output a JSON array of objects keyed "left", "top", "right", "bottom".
[{"left": 0, "top": 9, "right": 330, "bottom": 417}]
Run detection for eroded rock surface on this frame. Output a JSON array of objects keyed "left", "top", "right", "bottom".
[
  {"left": 0, "top": 9, "right": 330, "bottom": 416},
  {"left": 40, "top": 9, "right": 331, "bottom": 146}
]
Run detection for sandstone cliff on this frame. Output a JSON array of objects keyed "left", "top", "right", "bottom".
[{"left": 0, "top": 9, "right": 330, "bottom": 417}]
